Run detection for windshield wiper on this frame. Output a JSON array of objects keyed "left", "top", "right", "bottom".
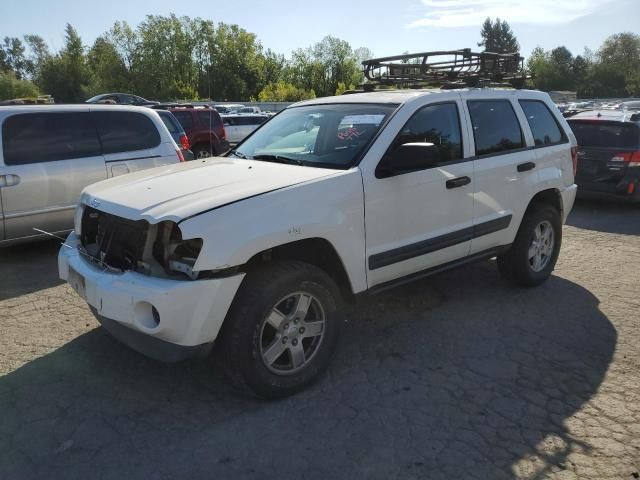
[
  {"left": 228, "top": 149, "right": 247, "bottom": 159},
  {"left": 251, "top": 154, "right": 305, "bottom": 166}
]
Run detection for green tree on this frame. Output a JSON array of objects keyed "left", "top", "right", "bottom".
[
  {"left": 86, "top": 36, "right": 130, "bottom": 95},
  {"left": 0, "top": 70, "right": 40, "bottom": 100},
  {"left": 257, "top": 81, "right": 315, "bottom": 101},
  {"left": 23, "top": 34, "right": 50, "bottom": 79},
  {"left": 2, "top": 37, "right": 27, "bottom": 78},
  {"left": 478, "top": 18, "right": 520, "bottom": 53},
  {"left": 37, "top": 24, "right": 90, "bottom": 102}
]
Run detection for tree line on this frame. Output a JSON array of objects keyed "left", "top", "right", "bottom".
[
  {"left": 0, "top": 15, "right": 368, "bottom": 103},
  {"left": 479, "top": 18, "right": 640, "bottom": 97},
  {"left": 1, "top": 15, "right": 639, "bottom": 102}
]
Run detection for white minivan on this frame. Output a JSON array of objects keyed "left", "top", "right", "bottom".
[{"left": 0, "top": 105, "right": 182, "bottom": 246}]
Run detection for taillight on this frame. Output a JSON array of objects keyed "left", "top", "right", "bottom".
[
  {"left": 176, "top": 149, "right": 185, "bottom": 162},
  {"left": 611, "top": 151, "right": 640, "bottom": 167},
  {"left": 570, "top": 146, "right": 578, "bottom": 176},
  {"left": 179, "top": 134, "right": 190, "bottom": 150},
  {"left": 221, "top": 126, "right": 227, "bottom": 140}
]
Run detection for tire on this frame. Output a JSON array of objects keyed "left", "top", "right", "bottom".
[
  {"left": 218, "top": 261, "right": 342, "bottom": 399},
  {"left": 497, "top": 204, "right": 562, "bottom": 287},
  {"left": 193, "top": 145, "right": 212, "bottom": 159}
]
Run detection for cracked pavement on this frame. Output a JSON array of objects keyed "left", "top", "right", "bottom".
[{"left": 1, "top": 199, "right": 639, "bottom": 480}]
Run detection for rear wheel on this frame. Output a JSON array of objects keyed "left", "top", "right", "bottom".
[
  {"left": 497, "top": 205, "right": 562, "bottom": 287},
  {"left": 193, "top": 145, "right": 212, "bottom": 159},
  {"left": 219, "top": 261, "right": 341, "bottom": 399}
]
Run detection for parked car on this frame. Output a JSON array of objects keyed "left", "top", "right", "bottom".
[
  {"left": 221, "top": 114, "right": 269, "bottom": 144},
  {"left": 59, "top": 87, "right": 577, "bottom": 398},
  {"left": 0, "top": 105, "right": 183, "bottom": 246},
  {"left": 157, "top": 105, "right": 229, "bottom": 158},
  {"left": 86, "top": 93, "right": 159, "bottom": 106},
  {"left": 567, "top": 109, "right": 640, "bottom": 202},
  {"left": 621, "top": 100, "right": 640, "bottom": 110},
  {"left": 156, "top": 109, "right": 194, "bottom": 161},
  {"left": 213, "top": 104, "right": 244, "bottom": 114},
  {"left": 237, "top": 106, "right": 262, "bottom": 114}
]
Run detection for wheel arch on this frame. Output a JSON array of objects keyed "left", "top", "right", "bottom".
[
  {"left": 525, "top": 188, "right": 563, "bottom": 219},
  {"left": 243, "top": 238, "right": 355, "bottom": 301}
]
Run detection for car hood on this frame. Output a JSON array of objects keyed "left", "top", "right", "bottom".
[{"left": 81, "top": 158, "right": 341, "bottom": 223}]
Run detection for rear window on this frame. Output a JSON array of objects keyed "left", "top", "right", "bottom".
[
  {"left": 93, "top": 111, "right": 160, "bottom": 154},
  {"left": 196, "top": 110, "right": 222, "bottom": 129},
  {"left": 468, "top": 100, "right": 524, "bottom": 156},
  {"left": 2, "top": 112, "right": 101, "bottom": 165},
  {"left": 519, "top": 100, "right": 566, "bottom": 146},
  {"left": 568, "top": 121, "right": 639, "bottom": 149},
  {"left": 172, "top": 111, "right": 194, "bottom": 131}
]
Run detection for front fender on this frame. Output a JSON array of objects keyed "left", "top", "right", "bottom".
[{"left": 179, "top": 170, "right": 368, "bottom": 293}]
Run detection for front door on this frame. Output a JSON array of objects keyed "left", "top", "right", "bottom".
[
  {"left": 362, "top": 100, "right": 475, "bottom": 288},
  {"left": 0, "top": 111, "right": 106, "bottom": 241}
]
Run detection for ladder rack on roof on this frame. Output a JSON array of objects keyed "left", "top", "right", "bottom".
[{"left": 361, "top": 48, "right": 528, "bottom": 90}]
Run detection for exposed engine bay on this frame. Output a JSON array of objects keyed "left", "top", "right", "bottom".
[{"left": 79, "top": 206, "right": 203, "bottom": 280}]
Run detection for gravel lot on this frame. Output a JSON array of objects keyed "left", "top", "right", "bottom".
[{"left": 1, "top": 200, "right": 639, "bottom": 480}]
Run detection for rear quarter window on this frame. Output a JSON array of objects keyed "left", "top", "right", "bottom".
[
  {"left": 93, "top": 111, "right": 161, "bottom": 154},
  {"left": 158, "top": 112, "right": 180, "bottom": 134},
  {"left": 519, "top": 100, "right": 566, "bottom": 146},
  {"left": 2, "top": 112, "right": 101, "bottom": 165},
  {"left": 468, "top": 100, "right": 524, "bottom": 156}
]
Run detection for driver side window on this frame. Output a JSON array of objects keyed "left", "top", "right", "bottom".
[{"left": 390, "top": 102, "right": 463, "bottom": 163}]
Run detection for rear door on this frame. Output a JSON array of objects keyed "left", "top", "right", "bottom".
[
  {"left": 568, "top": 120, "right": 639, "bottom": 192},
  {"left": 93, "top": 110, "right": 172, "bottom": 177},
  {"left": 464, "top": 97, "right": 537, "bottom": 254},
  {"left": 0, "top": 111, "right": 106, "bottom": 240}
]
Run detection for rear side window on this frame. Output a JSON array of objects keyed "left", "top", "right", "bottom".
[
  {"left": 568, "top": 121, "right": 639, "bottom": 149},
  {"left": 390, "top": 102, "right": 463, "bottom": 162},
  {"left": 158, "top": 112, "right": 180, "bottom": 134},
  {"left": 519, "top": 100, "right": 565, "bottom": 146},
  {"left": 2, "top": 112, "right": 101, "bottom": 165},
  {"left": 172, "top": 111, "right": 194, "bottom": 131},
  {"left": 93, "top": 111, "right": 160, "bottom": 154},
  {"left": 468, "top": 100, "right": 524, "bottom": 156}
]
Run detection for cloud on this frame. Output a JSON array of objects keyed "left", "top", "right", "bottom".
[{"left": 407, "top": 0, "right": 614, "bottom": 28}]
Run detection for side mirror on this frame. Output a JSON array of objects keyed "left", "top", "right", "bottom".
[{"left": 377, "top": 142, "right": 441, "bottom": 178}]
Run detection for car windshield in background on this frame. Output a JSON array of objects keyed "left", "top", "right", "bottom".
[
  {"left": 233, "top": 103, "right": 397, "bottom": 169},
  {"left": 569, "top": 121, "right": 639, "bottom": 149}
]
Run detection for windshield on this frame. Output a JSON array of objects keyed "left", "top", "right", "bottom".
[{"left": 232, "top": 103, "right": 397, "bottom": 169}]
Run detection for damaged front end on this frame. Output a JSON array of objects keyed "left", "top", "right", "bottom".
[{"left": 78, "top": 206, "right": 203, "bottom": 280}]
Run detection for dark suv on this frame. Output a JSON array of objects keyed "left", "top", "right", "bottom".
[
  {"left": 568, "top": 109, "right": 640, "bottom": 202},
  {"left": 155, "top": 105, "right": 229, "bottom": 158}
]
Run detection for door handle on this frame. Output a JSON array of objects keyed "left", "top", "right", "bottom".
[
  {"left": 0, "top": 174, "right": 20, "bottom": 187},
  {"left": 446, "top": 176, "right": 471, "bottom": 189},
  {"left": 517, "top": 162, "right": 536, "bottom": 172}
]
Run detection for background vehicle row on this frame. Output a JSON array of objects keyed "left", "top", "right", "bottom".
[{"left": 0, "top": 105, "right": 182, "bottom": 246}]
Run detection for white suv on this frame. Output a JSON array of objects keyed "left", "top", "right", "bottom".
[{"left": 59, "top": 88, "right": 578, "bottom": 398}]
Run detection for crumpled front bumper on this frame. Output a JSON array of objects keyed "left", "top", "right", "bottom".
[{"left": 58, "top": 233, "right": 245, "bottom": 362}]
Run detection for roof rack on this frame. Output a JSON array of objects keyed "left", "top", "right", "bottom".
[{"left": 361, "top": 49, "right": 528, "bottom": 90}]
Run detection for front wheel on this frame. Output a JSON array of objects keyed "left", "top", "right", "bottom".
[
  {"left": 497, "top": 205, "right": 562, "bottom": 287},
  {"left": 219, "top": 261, "right": 342, "bottom": 399}
]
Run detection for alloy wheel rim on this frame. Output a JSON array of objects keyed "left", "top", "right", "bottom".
[
  {"left": 528, "top": 220, "right": 555, "bottom": 273},
  {"left": 259, "top": 292, "right": 326, "bottom": 375}
]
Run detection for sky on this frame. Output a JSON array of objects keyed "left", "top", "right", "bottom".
[{"left": 1, "top": 0, "right": 639, "bottom": 60}]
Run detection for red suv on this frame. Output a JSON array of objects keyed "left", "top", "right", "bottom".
[{"left": 154, "top": 105, "right": 230, "bottom": 158}]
